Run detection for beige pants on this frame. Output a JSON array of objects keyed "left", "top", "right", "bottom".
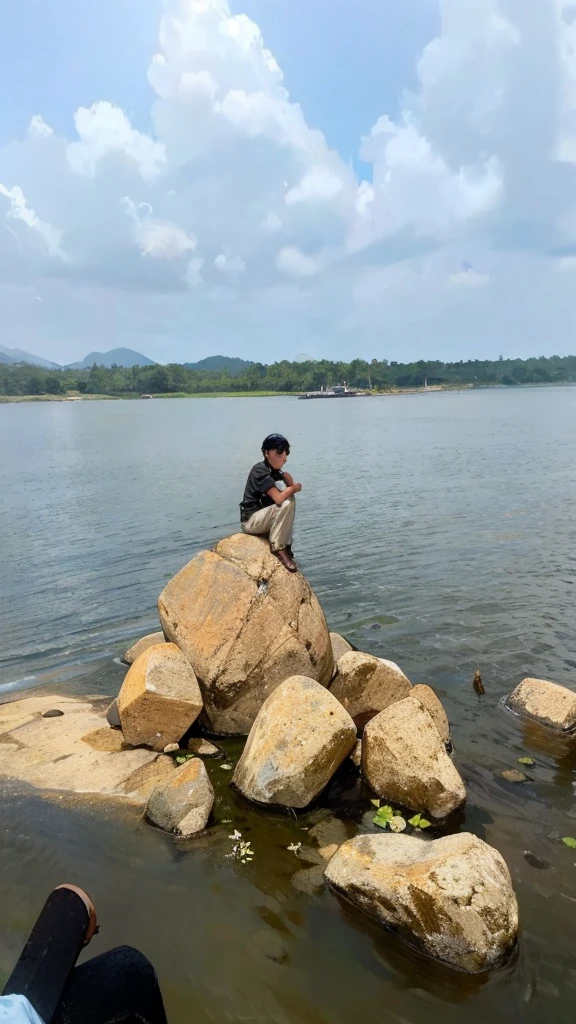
[{"left": 242, "top": 497, "right": 295, "bottom": 552}]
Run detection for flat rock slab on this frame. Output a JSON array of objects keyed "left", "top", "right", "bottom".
[{"left": 0, "top": 694, "right": 175, "bottom": 804}]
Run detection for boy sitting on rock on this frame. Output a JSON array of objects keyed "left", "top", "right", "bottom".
[{"left": 240, "top": 433, "right": 301, "bottom": 573}]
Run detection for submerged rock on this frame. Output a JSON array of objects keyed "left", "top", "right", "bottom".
[
  {"left": 233, "top": 675, "right": 356, "bottom": 808},
  {"left": 146, "top": 757, "right": 214, "bottom": 837},
  {"left": 330, "top": 632, "right": 353, "bottom": 666},
  {"left": 158, "top": 534, "right": 333, "bottom": 735},
  {"left": 187, "top": 737, "right": 221, "bottom": 757},
  {"left": 330, "top": 652, "right": 411, "bottom": 732},
  {"left": 118, "top": 643, "right": 203, "bottom": 751},
  {"left": 325, "top": 832, "right": 518, "bottom": 973},
  {"left": 500, "top": 769, "right": 527, "bottom": 784},
  {"left": 411, "top": 684, "right": 450, "bottom": 745},
  {"left": 508, "top": 677, "right": 576, "bottom": 732},
  {"left": 362, "top": 696, "right": 466, "bottom": 819},
  {"left": 122, "top": 631, "right": 166, "bottom": 665}
]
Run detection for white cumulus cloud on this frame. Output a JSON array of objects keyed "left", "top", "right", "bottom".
[{"left": 1, "top": 0, "right": 576, "bottom": 363}]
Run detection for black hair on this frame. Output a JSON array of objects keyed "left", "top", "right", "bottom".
[{"left": 262, "top": 433, "right": 290, "bottom": 455}]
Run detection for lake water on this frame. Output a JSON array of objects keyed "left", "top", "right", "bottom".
[{"left": 2, "top": 387, "right": 576, "bottom": 1023}]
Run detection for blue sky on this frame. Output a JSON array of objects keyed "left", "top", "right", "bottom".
[{"left": 0, "top": 0, "right": 574, "bottom": 366}]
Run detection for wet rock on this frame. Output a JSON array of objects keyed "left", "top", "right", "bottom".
[
  {"left": 118, "top": 643, "right": 203, "bottom": 752},
  {"left": 524, "top": 852, "right": 550, "bottom": 870},
  {"left": 325, "top": 832, "right": 518, "bottom": 973},
  {"left": 187, "top": 737, "right": 221, "bottom": 757},
  {"left": 122, "top": 631, "right": 166, "bottom": 665},
  {"left": 501, "top": 769, "right": 527, "bottom": 783},
  {"left": 146, "top": 757, "right": 214, "bottom": 837},
  {"left": 106, "top": 699, "right": 121, "bottom": 729},
  {"left": 42, "top": 709, "right": 64, "bottom": 719},
  {"left": 309, "top": 816, "right": 349, "bottom": 861},
  {"left": 330, "top": 632, "right": 353, "bottom": 665},
  {"left": 158, "top": 534, "right": 333, "bottom": 735},
  {"left": 252, "top": 929, "right": 288, "bottom": 963},
  {"left": 291, "top": 865, "right": 325, "bottom": 894},
  {"left": 330, "top": 652, "right": 411, "bottom": 732},
  {"left": 233, "top": 675, "right": 356, "bottom": 808},
  {"left": 473, "top": 669, "right": 485, "bottom": 696},
  {"left": 362, "top": 695, "right": 466, "bottom": 819},
  {"left": 508, "top": 677, "right": 576, "bottom": 732},
  {"left": 411, "top": 684, "right": 450, "bottom": 745},
  {"left": 350, "top": 739, "right": 362, "bottom": 768}
]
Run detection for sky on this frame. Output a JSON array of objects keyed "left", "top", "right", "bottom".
[{"left": 0, "top": 0, "right": 575, "bottom": 366}]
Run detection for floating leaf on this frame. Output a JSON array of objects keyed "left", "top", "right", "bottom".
[
  {"left": 389, "top": 816, "right": 407, "bottom": 833},
  {"left": 220, "top": 764, "right": 233, "bottom": 771},
  {"left": 371, "top": 799, "right": 381, "bottom": 808},
  {"left": 373, "top": 805, "right": 395, "bottom": 829},
  {"left": 408, "top": 813, "right": 431, "bottom": 829},
  {"left": 562, "top": 837, "right": 576, "bottom": 849},
  {"left": 518, "top": 758, "right": 534, "bottom": 767}
]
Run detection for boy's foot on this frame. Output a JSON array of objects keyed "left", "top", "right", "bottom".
[{"left": 274, "top": 548, "right": 298, "bottom": 573}]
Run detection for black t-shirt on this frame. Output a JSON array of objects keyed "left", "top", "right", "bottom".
[{"left": 240, "top": 460, "right": 285, "bottom": 522}]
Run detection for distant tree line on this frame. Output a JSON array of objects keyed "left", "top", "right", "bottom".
[{"left": 2, "top": 354, "right": 576, "bottom": 397}]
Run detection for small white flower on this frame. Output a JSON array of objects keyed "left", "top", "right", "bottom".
[
  {"left": 287, "top": 842, "right": 302, "bottom": 855},
  {"left": 229, "top": 830, "right": 242, "bottom": 841}
]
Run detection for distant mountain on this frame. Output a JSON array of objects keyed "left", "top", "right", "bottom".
[
  {"left": 66, "top": 348, "right": 156, "bottom": 369},
  {"left": 0, "top": 344, "right": 60, "bottom": 369},
  {"left": 183, "top": 355, "right": 252, "bottom": 377}
]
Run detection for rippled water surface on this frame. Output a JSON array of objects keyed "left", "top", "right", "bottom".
[{"left": 2, "top": 388, "right": 576, "bottom": 1023}]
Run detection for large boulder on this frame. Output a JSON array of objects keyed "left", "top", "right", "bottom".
[
  {"left": 362, "top": 696, "right": 466, "bottom": 819},
  {"left": 158, "top": 534, "right": 333, "bottom": 735},
  {"left": 118, "top": 643, "right": 203, "bottom": 751},
  {"left": 122, "top": 631, "right": 165, "bottom": 665},
  {"left": 233, "top": 675, "right": 356, "bottom": 808},
  {"left": 508, "top": 677, "right": 576, "bottom": 732},
  {"left": 330, "top": 652, "right": 411, "bottom": 732},
  {"left": 146, "top": 758, "right": 214, "bottom": 837},
  {"left": 325, "top": 832, "right": 518, "bottom": 973},
  {"left": 411, "top": 684, "right": 450, "bottom": 745}
]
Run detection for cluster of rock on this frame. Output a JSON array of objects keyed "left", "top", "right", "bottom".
[{"left": 6, "top": 532, "right": 576, "bottom": 974}]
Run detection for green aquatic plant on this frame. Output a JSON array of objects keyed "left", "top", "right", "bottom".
[
  {"left": 518, "top": 758, "right": 534, "bottom": 767},
  {"left": 373, "top": 805, "right": 396, "bottom": 828},
  {"left": 562, "top": 837, "right": 576, "bottom": 849},
  {"left": 408, "top": 813, "right": 431, "bottom": 830}
]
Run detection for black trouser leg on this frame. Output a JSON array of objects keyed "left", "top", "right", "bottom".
[{"left": 53, "top": 946, "right": 168, "bottom": 1024}]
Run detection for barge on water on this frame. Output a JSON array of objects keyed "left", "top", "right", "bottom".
[{"left": 298, "top": 384, "right": 366, "bottom": 400}]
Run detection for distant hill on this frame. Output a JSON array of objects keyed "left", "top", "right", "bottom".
[
  {"left": 0, "top": 345, "right": 60, "bottom": 369},
  {"left": 66, "top": 348, "right": 156, "bottom": 369},
  {"left": 183, "top": 355, "right": 252, "bottom": 377}
]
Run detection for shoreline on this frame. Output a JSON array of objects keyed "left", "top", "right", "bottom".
[{"left": 2, "top": 381, "right": 576, "bottom": 404}]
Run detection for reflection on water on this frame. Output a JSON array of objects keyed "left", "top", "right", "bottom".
[{"left": 2, "top": 388, "right": 576, "bottom": 1022}]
